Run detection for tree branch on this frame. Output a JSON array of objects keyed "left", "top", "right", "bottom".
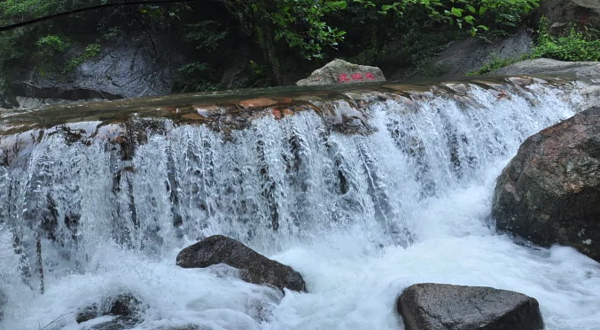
[{"left": 0, "top": 0, "right": 207, "bottom": 32}]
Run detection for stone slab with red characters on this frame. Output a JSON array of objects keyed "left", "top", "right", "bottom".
[{"left": 296, "top": 59, "right": 386, "bottom": 86}]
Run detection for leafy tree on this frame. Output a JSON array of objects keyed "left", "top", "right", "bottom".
[{"left": 0, "top": 0, "right": 542, "bottom": 92}]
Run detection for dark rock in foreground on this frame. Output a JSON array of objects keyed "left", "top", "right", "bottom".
[
  {"left": 493, "top": 106, "right": 600, "bottom": 262},
  {"left": 397, "top": 283, "right": 544, "bottom": 330},
  {"left": 176, "top": 235, "right": 307, "bottom": 292},
  {"left": 76, "top": 292, "right": 145, "bottom": 330}
]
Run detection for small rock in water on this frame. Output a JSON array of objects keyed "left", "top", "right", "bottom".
[
  {"left": 75, "top": 292, "right": 145, "bottom": 330},
  {"left": 397, "top": 283, "right": 544, "bottom": 330},
  {"left": 150, "top": 325, "right": 210, "bottom": 330},
  {"left": 176, "top": 235, "right": 307, "bottom": 292}
]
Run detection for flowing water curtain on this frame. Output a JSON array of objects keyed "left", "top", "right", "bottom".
[{"left": 0, "top": 80, "right": 582, "bottom": 286}]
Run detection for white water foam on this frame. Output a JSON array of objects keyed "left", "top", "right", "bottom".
[{"left": 1, "top": 82, "right": 599, "bottom": 330}]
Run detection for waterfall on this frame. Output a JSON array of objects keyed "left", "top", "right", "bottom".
[{"left": 1, "top": 80, "right": 599, "bottom": 330}]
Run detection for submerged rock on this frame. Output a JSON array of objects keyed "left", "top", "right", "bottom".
[
  {"left": 493, "top": 106, "right": 600, "bottom": 262},
  {"left": 75, "top": 292, "right": 145, "bottom": 330},
  {"left": 397, "top": 283, "right": 544, "bottom": 330},
  {"left": 176, "top": 235, "right": 307, "bottom": 292},
  {"left": 238, "top": 97, "right": 278, "bottom": 108},
  {"left": 151, "top": 326, "right": 210, "bottom": 330},
  {"left": 296, "top": 59, "right": 385, "bottom": 86}
]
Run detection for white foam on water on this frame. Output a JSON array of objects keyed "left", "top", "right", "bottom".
[{"left": 1, "top": 82, "right": 599, "bottom": 330}]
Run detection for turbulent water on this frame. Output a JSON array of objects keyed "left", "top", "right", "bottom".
[{"left": 0, "top": 82, "right": 599, "bottom": 330}]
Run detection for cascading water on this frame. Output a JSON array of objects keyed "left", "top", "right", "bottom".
[{"left": 0, "top": 80, "right": 599, "bottom": 330}]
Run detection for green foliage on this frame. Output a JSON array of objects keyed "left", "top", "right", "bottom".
[
  {"left": 36, "top": 34, "right": 70, "bottom": 56},
  {"left": 227, "top": 0, "right": 348, "bottom": 60},
  {"left": 174, "top": 62, "right": 221, "bottom": 93},
  {"left": 246, "top": 60, "right": 272, "bottom": 88},
  {"left": 467, "top": 55, "right": 527, "bottom": 75},
  {"left": 0, "top": 0, "right": 544, "bottom": 91},
  {"left": 350, "top": 0, "right": 538, "bottom": 37},
  {"left": 32, "top": 34, "right": 71, "bottom": 75},
  {"left": 0, "top": 0, "right": 102, "bottom": 22},
  {"left": 183, "top": 21, "right": 228, "bottom": 52},
  {"left": 65, "top": 42, "right": 102, "bottom": 72},
  {"left": 468, "top": 16, "right": 600, "bottom": 76},
  {"left": 532, "top": 18, "right": 600, "bottom": 61}
]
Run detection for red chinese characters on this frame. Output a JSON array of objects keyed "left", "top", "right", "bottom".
[
  {"left": 337, "top": 72, "right": 376, "bottom": 83},
  {"left": 364, "top": 72, "right": 375, "bottom": 80},
  {"left": 338, "top": 73, "right": 351, "bottom": 83},
  {"left": 351, "top": 73, "right": 364, "bottom": 80}
]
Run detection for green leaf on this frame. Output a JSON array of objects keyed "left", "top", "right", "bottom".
[
  {"left": 451, "top": 7, "right": 463, "bottom": 18},
  {"left": 381, "top": 4, "right": 394, "bottom": 11}
]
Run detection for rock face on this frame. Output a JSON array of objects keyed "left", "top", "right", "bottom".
[
  {"left": 422, "top": 29, "right": 533, "bottom": 78},
  {"left": 176, "top": 235, "right": 307, "bottom": 292},
  {"left": 7, "top": 36, "right": 187, "bottom": 108},
  {"left": 296, "top": 59, "right": 385, "bottom": 86},
  {"left": 75, "top": 292, "right": 145, "bottom": 330},
  {"left": 397, "top": 283, "right": 544, "bottom": 330},
  {"left": 539, "top": 0, "right": 600, "bottom": 34},
  {"left": 490, "top": 58, "right": 600, "bottom": 83},
  {"left": 493, "top": 106, "right": 600, "bottom": 261}
]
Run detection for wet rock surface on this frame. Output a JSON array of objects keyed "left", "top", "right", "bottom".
[
  {"left": 76, "top": 292, "right": 145, "bottom": 330},
  {"left": 176, "top": 235, "right": 307, "bottom": 292},
  {"left": 151, "top": 326, "right": 210, "bottom": 330},
  {"left": 296, "top": 59, "right": 385, "bottom": 86},
  {"left": 539, "top": 0, "right": 600, "bottom": 35},
  {"left": 491, "top": 58, "right": 600, "bottom": 83},
  {"left": 493, "top": 106, "right": 600, "bottom": 262},
  {"left": 7, "top": 36, "right": 186, "bottom": 108},
  {"left": 397, "top": 283, "right": 544, "bottom": 330},
  {"left": 419, "top": 30, "right": 533, "bottom": 79}
]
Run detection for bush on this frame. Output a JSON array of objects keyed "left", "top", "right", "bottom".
[{"left": 532, "top": 18, "right": 600, "bottom": 61}]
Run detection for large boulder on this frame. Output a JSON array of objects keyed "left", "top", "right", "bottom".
[
  {"left": 422, "top": 30, "right": 533, "bottom": 78},
  {"left": 176, "top": 235, "right": 307, "bottom": 292},
  {"left": 397, "top": 283, "right": 544, "bottom": 330},
  {"left": 493, "top": 106, "right": 600, "bottom": 262},
  {"left": 490, "top": 58, "right": 600, "bottom": 83},
  {"left": 296, "top": 59, "right": 385, "bottom": 86},
  {"left": 538, "top": 0, "right": 600, "bottom": 35}
]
